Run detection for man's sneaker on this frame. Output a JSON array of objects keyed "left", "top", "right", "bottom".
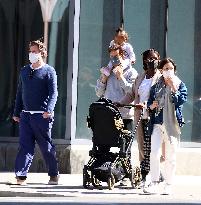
[
  {"left": 163, "top": 183, "right": 172, "bottom": 195},
  {"left": 48, "top": 176, "right": 59, "bottom": 185},
  {"left": 143, "top": 182, "right": 159, "bottom": 194},
  {"left": 16, "top": 177, "right": 27, "bottom": 185}
]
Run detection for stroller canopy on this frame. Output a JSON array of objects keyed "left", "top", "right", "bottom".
[{"left": 87, "top": 98, "right": 123, "bottom": 147}]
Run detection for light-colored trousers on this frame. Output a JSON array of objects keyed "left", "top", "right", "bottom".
[{"left": 150, "top": 124, "right": 178, "bottom": 184}]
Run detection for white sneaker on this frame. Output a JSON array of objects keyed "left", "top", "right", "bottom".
[
  {"left": 143, "top": 182, "right": 159, "bottom": 194},
  {"left": 119, "top": 178, "right": 130, "bottom": 186},
  {"left": 145, "top": 173, "right": 151, "bottom": 186},
  {"left": 163, "top": 183, "right": 172, "bottom": 195}
]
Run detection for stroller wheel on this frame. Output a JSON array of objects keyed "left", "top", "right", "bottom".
[
  {"left": 92, "top": 175, "right": 101, "bottom": 188},
  {"left": 83, "top": 166, "right": 90, "bottom": 189},
  {"left": 107, "top": 174, "right": 115, "bottom": 190}
]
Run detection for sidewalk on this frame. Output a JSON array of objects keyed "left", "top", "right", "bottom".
[{"left": 0, "top": 172, "right": 201, "bottom": 204}]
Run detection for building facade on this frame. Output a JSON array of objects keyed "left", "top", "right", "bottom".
[{"left": 0, "top": 0, "right": 200, "bottom": 173}]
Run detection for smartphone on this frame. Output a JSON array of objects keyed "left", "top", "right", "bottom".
[{"left": 111, "top": 56, "right": 121, "bottom": 67}]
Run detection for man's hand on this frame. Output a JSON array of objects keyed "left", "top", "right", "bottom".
[
  {"left": 113, "top": 65, "right": 123, "bottom": 80},
  {"left": 13, "top": 116, "right": 20, "bottom": 123},
  {"left": 43, "top": 112, "right": 52, "bottom": 118},
  {"left": 100, "top": 73, "right": 108, "bottom": 84}
]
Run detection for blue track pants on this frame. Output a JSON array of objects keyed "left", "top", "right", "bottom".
[{"left": 15, "top": 112, "right": 58, "bottom": 177}]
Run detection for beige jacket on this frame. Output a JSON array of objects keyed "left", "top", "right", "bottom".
[{"left": 120, "top": 69, "right": 162, "bottom": 162}]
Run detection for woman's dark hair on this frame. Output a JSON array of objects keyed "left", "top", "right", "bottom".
[
  {"left": 142, "top": 48, "right": 160, "bottom": 61},
  {"left": 29, "top": 37, "right": 47, "bottom": 59},
  {"left": 159, "top": 57, "right": 177, "bottom": 71}
]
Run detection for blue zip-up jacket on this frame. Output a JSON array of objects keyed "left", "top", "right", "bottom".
[
  {"left": 13, "top": 64, "right": 58, "bottom": 117},
  {"left": 147, "top": 79, "right": 187, "bottom": 127}
]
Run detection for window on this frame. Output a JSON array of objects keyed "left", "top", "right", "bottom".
[
  {"left": 0, "top": 0, "right": 69, "bottom": 139},
  {"left": 0, "top": 0, "right": 43, "bottom": 137},
  {"left": 167, "top": 0, "right": 195, "bottom": 141},
  {"left": 76, "top": 0, "right": 121, "bottom": 139},
  {"left": 48, "top": 1, "right": 70, "bottom": 139}
]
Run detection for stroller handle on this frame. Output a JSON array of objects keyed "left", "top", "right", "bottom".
[
  {"left": 116, "top": 104, "right": 136, "bottom": 109},
  {"left": 125, "top": 110, "right": 144, "bottom": 155}
]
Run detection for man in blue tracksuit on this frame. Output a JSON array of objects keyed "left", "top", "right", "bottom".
[{"left": 13, "top": 39, "right": 59, "bottom": 185}]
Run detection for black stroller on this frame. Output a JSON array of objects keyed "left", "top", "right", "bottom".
[{"left": 83, "top": 98, "right": 142, "bottom": 190}]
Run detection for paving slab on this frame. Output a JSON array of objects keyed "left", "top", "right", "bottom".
[{"left": 0, "top": 172, "right": 201, "bottom": 204}]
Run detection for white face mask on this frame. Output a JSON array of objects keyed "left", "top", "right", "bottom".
[
  {"left": 29, "top": 52, "right": 41, "bottom": 64},
  {"left": 162, "top": 69, "right": 175, "bottom": 79}
]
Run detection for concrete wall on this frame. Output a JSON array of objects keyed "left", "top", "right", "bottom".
[{"left": 0, "top": 142, "right": 71, "bottom": 174}]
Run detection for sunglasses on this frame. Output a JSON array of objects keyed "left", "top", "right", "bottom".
[{"left": 29, "top": 69, "right": 35, "bottom": 79}]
